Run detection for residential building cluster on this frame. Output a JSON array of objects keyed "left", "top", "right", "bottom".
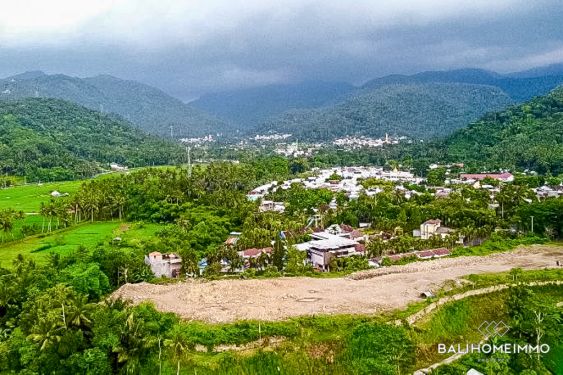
[
  {"left": 254, "top": 133, "right": 292, "bottom": 141},
  {"left": 332, "top": 134, "right": 400, "bottom": 149},
  {"left": 180, "top": 135, "right": 215, "bottom": 144},
  {"left": 273, "top": 142, "right": 320, "bottom": 157},
  {"left": 247, "top": 166, "right": 423, "bottom": 203}
]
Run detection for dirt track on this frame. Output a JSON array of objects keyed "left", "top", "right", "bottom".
[{"left": 114, "top": 245, "right": 563, "bottom": 323}]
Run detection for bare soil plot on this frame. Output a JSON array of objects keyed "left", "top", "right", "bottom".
[{"left": 114, "top": 244, "right": 563, "bottom": 323}]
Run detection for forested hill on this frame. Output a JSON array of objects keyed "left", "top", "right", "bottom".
[
  {"left": 444, "top": 86, "right": 563, "bottom": 175},
  {"left": 257, "top": 83, "right": 513, "bottom": 140},
  {"left": 192, "top": 81, "right": 355, "bottom": 126},
  {"left": 362, "top": 67, "right": 563, "bottom": 102},
  {"left": 0, "top": 72, "right": 226, "bottom": 137},
  {"left": 0, "top": 98, "right": 183, "bottom": 181}
]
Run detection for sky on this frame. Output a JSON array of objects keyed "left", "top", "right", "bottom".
[{"left": 0, "top": 0, "right": 562, "bottom": 100}]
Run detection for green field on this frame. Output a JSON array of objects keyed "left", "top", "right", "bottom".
[
  {"left": 0, "top": 167, "right": 182, "bottom": 213},
  {"left": 0, "top": 180, "right": 84, "bottom": 212},
  {"left": 0, "top": 221, "right": 163, "bottom": 266}
]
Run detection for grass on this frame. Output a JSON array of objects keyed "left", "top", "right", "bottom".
[
  {"left": 412, "top": 291, "right": 509, "bottom": 368},
  {"left": 0, "top": 167, "right": 184, "bottom": 213},
  {"left": 0, "top": 171, "right": 128, "bottom": 213},
  {"left": 462, "top": 268, "right": 563, "bottom": 288},
  {"left": 0, "top": 221, "right": 163, "bottom": 266},
  {"left": 451, "top": 235, "right": 548, "bottom": 257},
  {"left": 0, "top": 180, "right": 84, "bottom": 212}
]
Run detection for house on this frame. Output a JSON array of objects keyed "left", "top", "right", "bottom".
[
  {"left": 238, "top": 247, "right": 272, "bottom": 259},
  {"left": 259, "top": 200, "right": 285, "bottom": 213},
  {"left": 431, "top": 248, "right": 451, "bottom": 257},
  {"left": 224, "top": 232, "right": 241, "bottom": 246},
  {"left": 145, "top": 252, "right": 182, "bottom": 278},
  {"left": 110, "top": 163, "right": 128, "bottom": 172},
  {"left": 460, "top": 172, "right": 514, "bottom": 182},
  {"left": 416, "top": 250, "right": 435, "bottom": 260},
  {"left": 535, "top": 185, "right": 561, "bottom": 199},
  {"left": 373, "top": 247, "right": 451, "bottom": 266},
  {"left": 296, "top": 234, "right": 359, "bottom": 271},
  {"left": 415, "top": 219, "right": 453, "bottom": 240}
]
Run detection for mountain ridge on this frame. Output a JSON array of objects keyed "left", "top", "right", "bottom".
[
  {"left": 442, "top": 85, "right": 563, "bottom": 174},
  {"left": 0, "top": 72, "right": 227, "bottom": 137},
  {"left": 255, "top": 82, "right": 513, "bottom": 140},
  {"left": 0, "top": 98, "right": 182, "bottom": 181}
]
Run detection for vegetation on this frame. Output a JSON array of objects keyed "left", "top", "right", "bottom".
[
  {"left": 0, "top": 247, "right": 559, "bottom": 374},
  {"left": 445, "top": 86, "right": 563, "bottom": 174},
  {"left": 362, "top": 67, "right": 563, "bottom": 102},
  {"left": 0, "top": 98, "right": 185, "bottom": 181},
  {"left": 260, "top": 83, "right": 512, "bottom": 140},
  {"left": 193, "top": 80, "right": 354, "bottom": 126},
  {"left": 0, "top": 71, "right": 226, "bottom": 137}
]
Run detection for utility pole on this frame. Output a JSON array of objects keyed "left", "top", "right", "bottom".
[
  {"left": 169, "top": 125, "right": 174, "bottom": 139},
  {"left": 531, "top": 215, "right": 534, "bottom": 234},
  {"left": 186, "top": 145, "right": 192, "bottom": 177}
]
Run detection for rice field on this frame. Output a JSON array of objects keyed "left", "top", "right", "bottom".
[{"left": 0, "top": 221, "right": 163, "bottom": 266}]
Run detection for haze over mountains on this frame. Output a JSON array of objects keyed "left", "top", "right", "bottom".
[
  {"left": 192, "top": 65, "right": 563, "bottom": 139},
  {"left": 1, "top": 64, "right": 563, "bottom": 141},
  {"left": 0, "top": 71, "right": 226, "bottom": 138}
]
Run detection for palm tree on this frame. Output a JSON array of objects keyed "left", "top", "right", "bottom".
[
  {"left": 115, "top": 312, "right": 152, "bottom": 375},
  {"left": 67, "top": 294, "right": 94, "bottom": 329},
  {"left": 0, "top": 214, "right": 13, "bottom": 242},
  {"left": 28, "top": 318, "right": 63, "bottom": 351},
  {"left": 164, "top": 328, "right": 191, "bottom": 375}
]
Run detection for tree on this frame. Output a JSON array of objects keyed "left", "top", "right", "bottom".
[
  {"left": 271, "top": 238, "right": 286, "bottom": 271},
  {"left": 285, "top": 247, "right": 310, "bottom": 274},
  {"left": 164, "top": 327, "right": 192, "bottom": 375},
  {"left": 427, "top": 168, "right": 446, "bottom": 186}
]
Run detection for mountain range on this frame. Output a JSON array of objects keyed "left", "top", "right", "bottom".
[
  {"left": 192, "top": 65, "right": 563, "bottom": 139},
  {"left": 2, "top": 64, "right": 563, "bottom": 141},
  {"left": 257, "top": 82, "right": 513, "bottom": 140},
  {"left": 0, "top": 71, "right": 226, "bottom": 138}
]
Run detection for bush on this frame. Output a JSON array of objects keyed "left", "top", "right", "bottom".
[{"left": 342, "top": 323, "right": 415, "bottom": 375}]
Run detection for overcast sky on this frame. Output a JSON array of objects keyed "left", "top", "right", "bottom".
[{"left": 1, "top": 0, "right": 562, "bottom": 100}]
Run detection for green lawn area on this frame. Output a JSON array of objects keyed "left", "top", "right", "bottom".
[
  {"left": 0, "top": 180, "right": 84, "bottom": 212},
  {"left": 0, "top": 167, "right": 182, "bottom": 213},
  {"left": 0, "top": 221, "right": 163, "bottom": 266}
]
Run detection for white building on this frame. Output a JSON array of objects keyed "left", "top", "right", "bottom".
[
  {"left": 145, "top": 252, "right": 182, "bottom": 278},
  {"left": 296, "top": 231, "right": 360, "bottom": 271}
]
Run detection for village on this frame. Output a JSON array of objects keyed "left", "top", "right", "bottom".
[{"left": 144, "top": 167, "right": 562, "bottom": 279}]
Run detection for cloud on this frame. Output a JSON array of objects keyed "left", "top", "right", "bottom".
[{"left": 0, "top": 0, "right": 562, "bottom": 98}]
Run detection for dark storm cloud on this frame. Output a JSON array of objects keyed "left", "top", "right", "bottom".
[{"left": 0, "top": 0, "right": 562, "bottom": 100}]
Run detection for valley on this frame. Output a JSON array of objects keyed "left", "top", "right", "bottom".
[{"left": 0, "top": 67, "right": 561, "bottom": 375}]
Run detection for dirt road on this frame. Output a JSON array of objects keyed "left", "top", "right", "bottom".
[{"left": 114, "top": 245, "right": 562, "bottom": 323}]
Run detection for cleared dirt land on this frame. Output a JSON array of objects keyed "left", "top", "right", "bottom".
[{"left": 114, "top": 245, "right": 563, "bottom": 323}]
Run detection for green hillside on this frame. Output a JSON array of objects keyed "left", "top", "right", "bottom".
[
  {"left": 445, "top": 86, "right": 563, "bottom": 174},
  {"left": 192, "top": 81, "right": 354, "bottom": 126},
  {"left": 0, "top": 98, "right": 182, "bottom": 181},
  {"left": 259, "top": 83, "right": 513, "bottom": 140},
  {"left": 362, "top": 67, "right": 563, "bottom": 102},
  {"left": 0, "top": 72, "right": 226, "bottom": 137}
]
